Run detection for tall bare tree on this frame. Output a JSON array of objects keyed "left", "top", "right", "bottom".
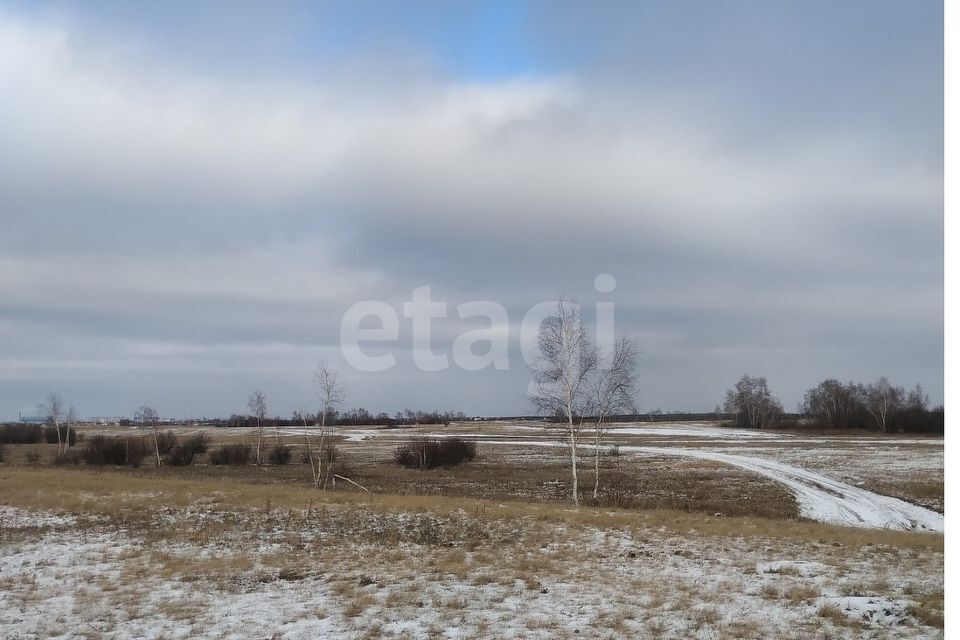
[
  {"left": 863, "top": 377, "right": 904, "bottom": 433},
  {"left": 907, "top": 383, "right": 929, "bottom": 411},
  {"left": 305, "top": 360, "right": 347, "bottom": 489},
  {"left": 586, "top": 336, "right": 638, "bottom": 500},
  {"left": 248, "top": 391, "right": 267, "bottom": 465},
  {"left": 530, "top": 297, "right": 597, "bottom": 507},
  {"left": 724, "top": 375, "right": 783, "bottom": 430},
  {"left": 802, "top": 379, "right": 859, "bottom": 429},
  {"left": 44, "top": 394, "right": 67, "bottom": 455},
  {"left": 135, "top": 405, "right": 161, "bottom": 466}
]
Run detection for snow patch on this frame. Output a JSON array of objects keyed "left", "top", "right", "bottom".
[
  {"left": 756, "top": 560, "right": 828, "bottom": 578},
  {"left": 818, "top": 596, "right": 912, "bottom": 626}
]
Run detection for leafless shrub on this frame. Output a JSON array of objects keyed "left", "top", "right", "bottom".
[
  {"left": 0, "top": 424, "right": 45, "bottom": 444},
  {"left": 165, "top": 444, "right": 195, "bottom": 466},
  {"left": 155, "top": 430, "right": 178, "bottom": 455},
  {"left": 393, "top": 437, "right": 477, "bottom": 469},
  {"left": 210, "top": 443, "right": 252, "bottom": 465},
  {"left": 268, "top": 444, "right": 292, "bottom": 465},
  {"left": 187, "top": 432, "right": 210, "bottom": 454},
  {"left": 164, "top": 433, "right": 210, "bottom": 466},
  {"left": 83, "top": 435, "right": 148, "bottom": 466},
  {"left": 43, "top": 425, "right": 77, "bottom": 446}
]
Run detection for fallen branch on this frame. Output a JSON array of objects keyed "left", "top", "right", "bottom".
[{"left": 333, "top": 474, "right": 371, "bottom": 494}]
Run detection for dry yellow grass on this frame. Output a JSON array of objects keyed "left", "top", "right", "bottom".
[{"left": 0, "top": 467, "right": 942, "bottom": 551}]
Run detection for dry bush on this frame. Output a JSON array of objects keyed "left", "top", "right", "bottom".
[
  {"left": 165, "top": 434, "right": 210, "bottom": 466},
  {"left": 393, "top": 437, "right": 477, "bottom": 470},
  {"left": 596, "top": 470, "right": 636, "bottom": 509},
  {"left": 187, "top": 433, "right": 210, "bottom": 454},
  {"left": 0, "top": 424, "right": 45, "bottom": 444},
  {"left": 43, "top": 425, "right": 77, "bottom": 446},
  {"left": 268, "top": 444, "right": 292, "bottom": 465},
  {"left": 165, "top": 444, "right": 195, "bottom": 466},
  {"left": 784, "top": 584, "right": 819, "bottom": 603},
  {"left": 53, "top": 449, "right": 82, "bottom": 465},
  {"left": 155, "top": 430, "right": 178, "bottom": 455},
  {"left": 815, "top": 602, "right": 847, "bottom": 624},
  {"left": 83, "top": 435, "right": 148, "bottom": 466},
  {"left": 907, "top": 593, "right": 944, "bottom": 629},
  {"left": 209, "top": 443, "right": 252, "bottom": 465}
]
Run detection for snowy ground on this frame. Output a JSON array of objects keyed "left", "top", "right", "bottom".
[
  {"left": 414, "top": 425, "right": 943, "bottom": 532},
  {"left": 0, "top": 498, "right": 944, "bottom": 640},
  {"left": 626, "top": 447, "right": 943, "bottom": 532},
  {"left": 74, "top": 421, "right": 943, "bottom": 532}
]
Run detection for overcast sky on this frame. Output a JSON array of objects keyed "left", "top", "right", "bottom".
[{"left": 0, "top": 1, "right": 943, "bottom": 420}]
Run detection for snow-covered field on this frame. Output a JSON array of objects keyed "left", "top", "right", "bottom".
[
  {"left": 626, "top": 447, "right": 943, "bottom": 532},
  {"left": 406, "top": 422, "right": 944, "bottom": 533},
  {"left": 15, "top": 421, "right": 935, "bottom": 638},
  {"left": 76, "top": 421, "right": 943, "bottom": 532},
  {"left": 0, "top": 499, "right": 944, "bottom": 639}
]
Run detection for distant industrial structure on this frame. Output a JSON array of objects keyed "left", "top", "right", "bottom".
[{"left": 17, "top": 408, "right": 46, "bottom": 425}]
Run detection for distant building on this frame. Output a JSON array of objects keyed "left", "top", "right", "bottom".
[
  {"left": 18, "top": 408, "right": 46, "bottom": 425},
  {"left": 89, "top": 417, "right": 126, "bottom": 426}
]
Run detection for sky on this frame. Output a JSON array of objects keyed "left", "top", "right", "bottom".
[{"left": 0, "top": 1, "right": 943, "bottom": 420}]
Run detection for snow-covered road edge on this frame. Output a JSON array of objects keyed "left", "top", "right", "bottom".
[
  {"left": 625, "top": 447, "right": 943, "bottom": 532},
  {"left": 470, "top": 438, "right": 943, "bottom": 532}
]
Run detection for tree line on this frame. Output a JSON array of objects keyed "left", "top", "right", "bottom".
[
  {"left": 220, "top": 408, "right": 469, "bottom": 429},
  {"left": 723, "top": 374, "right": 942, "bottom": 434}
]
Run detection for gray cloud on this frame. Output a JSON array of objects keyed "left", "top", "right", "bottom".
[{"left": 0, "top": 5, "right": 942, "bottom": 419}]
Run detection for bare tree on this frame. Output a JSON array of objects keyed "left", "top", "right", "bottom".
[
  {"left": 248, "top": 391, "right": 267, "bottom": 465},
  {"left": 529, "top": 297, "right": 597, "bottom": 507},
  {"left": 316, "top": 361, "right": 346, "bottom": 431},
  {"left": 907, "top": 383, "right": 929, "bottom": 411},
  {"left": 586, "top": 336, "right": 638, "bottom": 501},
  {"left": 44, "top": 394, "right": 67, "bottom": 455},
  {"left": 304, "top": 361, "right": 347, "bottom": 489},
  {"left": 724, "top": 375, "right": 783, "bottom": 430},
  {"left": 863, "top": 377, "right": 904, "bottom": 433},
  {"left": 802, "top": 379, "right": 860, "bottom": 429},
  {"left": 65, "top": 405, "right": 76, "bottom": 450},
  {"left": 135, "top": 405, "right": 161, "bottom": 466}
]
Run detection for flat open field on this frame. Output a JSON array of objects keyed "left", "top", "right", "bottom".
[{"left": 0, "top": 422, "right": 944, "bottom": 638}]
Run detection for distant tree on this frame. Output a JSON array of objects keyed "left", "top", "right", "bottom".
[
  {"left": 529, "top": 297, "right": 598, "bottom": 507},
  {"left": 586, "top": 336, "right": 638, "bottom": 501},
  {"left": 863, "top": 377, "right": 904, "bottom": 433},
  {"left": 43, "top": 394, "right": 68, "bottom": 455},
  {"left": 248, "top": 391, "right": 267, "bottom": 465},
  {"left": 713, "top": 404, "right": 723, "bottom": 426},
  {"left": 801, "top": 379, "right": 863, "bottom": 429},
  {"left": 135, "top": 405, "right": 161, "bottom": 466},
  {"left": 723, "top": 375, "right": 783, "bottom": 430},
  {"left": 906, "top": 383, "right": 929, "bottom": 411},
  {"left": 315, "top": 361, "right": 347, "bottom": 431},
  {"left": 44, "top": 393, "right": 64, "bottom": 448},
  {"left": 304, "top": 361, "right": 347, "bottom": 489}
]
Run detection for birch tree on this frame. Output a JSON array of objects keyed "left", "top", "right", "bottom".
[
  {"left": 587, "top": 336, "right": 638, "bottom": 501},
  {"left": 248, "top": 391, "right": 267, "bottom": 465},
  {"left": 907, "top": 383, "right": 929, "bottom": 411},
  {"left": 135, "top": 405, "right": 161, "bottom": 466},
  {"left": 44, "top": 394, "right": 66, "bottom": 455},
  {"left": 863, "top": 377, "right": 904, "bottom": 433},
  {"left": 529, "top": 297, "right": 597, "bottom": 507},
  {"left": 802, "top": 379, "right": 859, "bottom": 429},
  {"left": 724, "top": 375, "right": 783, "bottom": 430},
  {"left": 304, "top": 361, "right": 346, "bottom": 489}
]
